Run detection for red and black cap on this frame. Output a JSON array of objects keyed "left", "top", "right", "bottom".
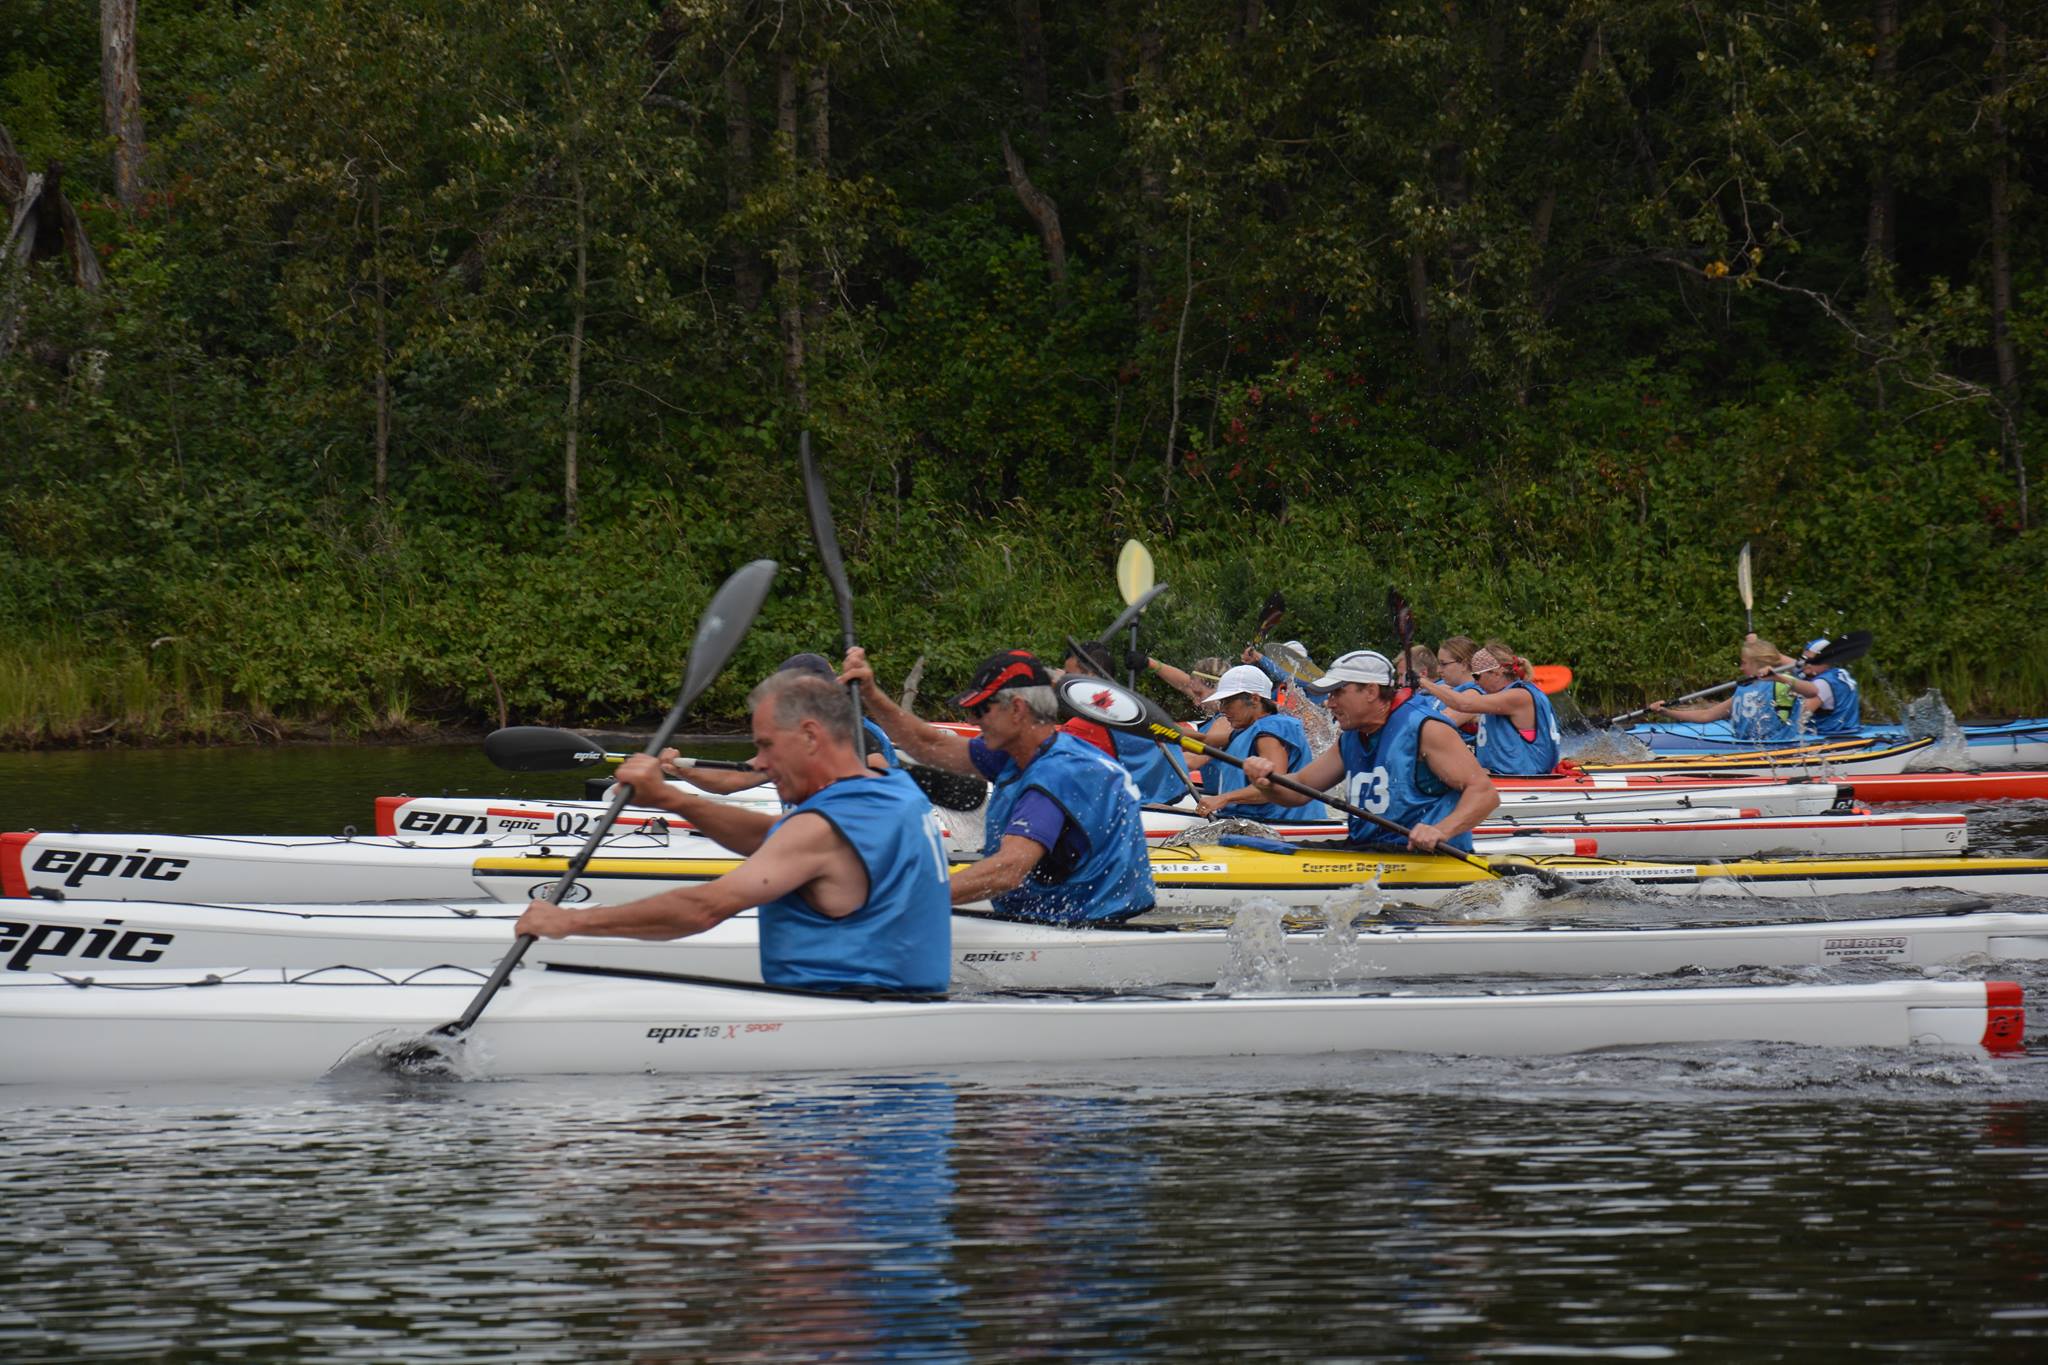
[{"left": 951, "top": 649, "right": 1053, "bottom": 709}]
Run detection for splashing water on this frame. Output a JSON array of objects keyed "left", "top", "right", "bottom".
[
  {"left": 1562, "top": 728, "right": 1656, "bottom": 764},
  {"left": 1212, "top": 898, "right": 1297, "bottom": 995},
  {"left": 1900, "top": 689, "right": 1976, "bottom": 770}
]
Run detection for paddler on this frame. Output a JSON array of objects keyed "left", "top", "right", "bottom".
[
  {"left": 650, "top": 651, "right": 895, "bottom": 796},
  {"left": 513, "top": 671, "right": 952, "bottom": 994},
  {"left": 1767, "top": 636, "right": 1863, "bottom": 736},
  {"left": 1191, "top": 665, "right": 1326, "bottom": 821},
  {"left": 1414, "top": 645, "right": 1563, "bottom": 776},
  {"left": 842, "top": 647, "right": 1156, "bottom": 924},
  {"left": 1648, "top": 637, "right": 1802, "bottom": 744},
  {"left": 1240, "top": 649, "right": 1498, "bottom": 853}
]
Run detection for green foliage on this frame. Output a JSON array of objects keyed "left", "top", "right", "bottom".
[{"left": 4, "top": 0, "right": 2047, "bottom": 744}]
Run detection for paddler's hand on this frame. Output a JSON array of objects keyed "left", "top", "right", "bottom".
[
  {"left": 1646, "top": 700, "right": 1668, "bottom": 714},
  {"left": 1407, "top": 822, "right": 1449, "bottom": 853},
  {"left": 1242, "top": 755, "right": 1277, "bottom": 787},
  {"left": 516, "top": 899, "right": 578, "bottom": 939},
  {"left": 1242, "top": 647, "right": 1263, "bottom": 664},
  {"left": 1194, "top": 794, "right": 1230, "bottom": 818},
  {"left": 614, "top": 754, "right": 669, "bottom": 802},
  {"left": 838, "top": 647, "right": 881, "bottom": 700}
]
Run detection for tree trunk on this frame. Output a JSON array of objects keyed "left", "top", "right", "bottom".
[
  {"left": 370, "top": 178, "right": 390, "bottom": 502},
  {"left": 1135, "top": 24, "right": 1166, "bottom": 306},
  {"left": 99, "top": 0, "right": 145, "bottom": 211},
  {"left": 1000, "top": 129, "right": 1067, "bottom": 293},
  {"left": 775, "top": 53, "right": 807, "bottom": 414},
  {"left": 723, "top": 58, "right": 762, "bottom": 311},
  {"left": 1863, "top": 0, "right": 1899, "bottom": 341},
  {"left": 805, "top": 61, "right": 831, "bottom": 323},
  {"left": 565, "top": 163, "right": 587, "bottom": 536},
  {"left": 1013, "top": 0, "right": 1049, "bottom": 145},
  {"left": 1987, "top": 0, "right": 2028, "bottom": 529}
]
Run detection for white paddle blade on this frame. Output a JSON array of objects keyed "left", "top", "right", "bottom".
[
  {"left": 1737, "top": 541, "right": 1754, "bottom": 611},
  {"left": 1056, "top": 674, "right": 1151, "bottom": 729},
  {"left": 1116, "top": 539, "right": 1155, "bottom": 607}
]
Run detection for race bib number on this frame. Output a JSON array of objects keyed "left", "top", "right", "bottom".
[
  {"left": 921, "top": 809, "right": 951, "bottom": 881},
  {"left": 1346, "top": 766, "right": 1392, "bottom": 815}
]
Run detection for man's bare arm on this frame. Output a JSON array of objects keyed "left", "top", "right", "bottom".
[{"left": 840, "top": 647, "right": 976, "bottom": 774}]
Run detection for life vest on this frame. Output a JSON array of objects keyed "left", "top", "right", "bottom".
[
  {"left": 1210, "top": 713, "right": 1326, "bottom": 822},
  {"left": 1335, "top": 700, "right": 1474, "bottom": 853},
  {"left": 1472, "top": 680, "right": 1562, "bottom": 776},
  {"left": 758, "top": 769, "right": 952, "bottom": 993},
  {"left": 981, "top": 732, "right": 1155, "bottom": 923}
]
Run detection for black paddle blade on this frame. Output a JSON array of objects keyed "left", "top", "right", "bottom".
[
  {"left": 1386, "top": 589, "right": 1414, "bottom": 645},
  {"left": 798, "top": 431, "right": 857, "bottom": 645},
  {"left": 680, "top": 559, "right": 780, "bottom": 708},
  {"left": 482, "top": 726, "right": 607, "bottom": 773},
  {"left": 1252, "top": 592, "right": 1285, "bottom": 642},
  {"left": 1806, "top": 630, "right": 1873, "bottom": 668}
]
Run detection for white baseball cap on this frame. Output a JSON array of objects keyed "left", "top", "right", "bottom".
[
  {"left": 1311, "top": 649, "right": 1395, "bottom": 689},
  {"left": 1207, "top": 664, "right": 1275, "bottom": 703}
]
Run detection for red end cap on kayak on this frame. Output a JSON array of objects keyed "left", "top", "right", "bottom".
[
  {"left": 0, "top": 831, "right": 35, "bottom": 898},
  {"left": 1574, "top": 837, "right": 1597, "bottom": 856},
  {"left": 1983, "top": 982, "right": 2026, "bottom": 1056},
  {"left": 373, "top": 797, "right": 405, "bottom": 837},
  {"left": 1739, "top": 808, "right": 1760, "bottom": 819}
]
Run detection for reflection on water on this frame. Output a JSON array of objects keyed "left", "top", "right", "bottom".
[
  {"left": 4, "top": 746, "right": 2048, "bottom": 1358},
  {"left": 4, "top": 1073, "right": 2047, "bottom": 1360}
]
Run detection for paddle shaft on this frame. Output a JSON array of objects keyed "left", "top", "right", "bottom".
[
  {"left": 1065, "top": 631, "right": 1204, "bottom": 806},
  {"left": 800, "top": 430, "right": 865, "bottom": 763},
  {"left": 447, "top": 686, "right": 706, "bottom": 1035}
]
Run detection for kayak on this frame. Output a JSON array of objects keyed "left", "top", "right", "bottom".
[
  {"left": 8, "top": 895, "right": 2044, "bottom": 988},
  {"left": 1844, "top": 770, "right": 2048, "bottom": 804},
  {"left": 1622, "top": 717, "right": 2048, "bottom": 767},
  {"left": 0, "top": 828, "right": 722, "bottom": 904},
  {"left": 473, "top": 844, "right": 2048, "bottom": 910},
  {"left": 0, "top": 965, "right": 2020, "bottom": 1084},
  {"left": 1572, "top": 737, "right": 1935, "bottom": 777},
  {"left": 1138, "top": 805, "right": 1969, "bottom": 860}
]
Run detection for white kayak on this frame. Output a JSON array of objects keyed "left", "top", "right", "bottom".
[
  {"left": 475, "top": 844, "right": 2048, "bottom": 911},
  {"left": 0, "top": 964, "right": 2022, "bottom": 1084},
  {"left": 8, "top": 895, "right": 2047, "bottom": 989},
  {"left": 1, "top": 828, "right": 724, "bottom": 904}
]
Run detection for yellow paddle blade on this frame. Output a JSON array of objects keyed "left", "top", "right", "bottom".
[{"left": 1116, "top": 539, "right": 1155, "bottom": 606}]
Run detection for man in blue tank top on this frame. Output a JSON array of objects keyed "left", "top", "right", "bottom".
[
  {"left": 514, "top": 671, "right": 952, "bottom": 994},
  {"left": 1238, "top": 649, "right": 1499, "bottom": 853},
  {"left": 1191, "top": 665, "right": 1327, "bottom": 821},
  {"left": 844, "top": 647, "right": 1156, "bottom": 924}
]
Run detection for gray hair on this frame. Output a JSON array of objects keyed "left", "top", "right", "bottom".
[
  {"left": 1009, "top": 684, "right": 1059, "bottom": 723},
  {"left": 747, "top": 671, "right": 857, "bottom": 744}
]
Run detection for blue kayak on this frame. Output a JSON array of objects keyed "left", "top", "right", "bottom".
[{"left": 1620, "top": 717, "right": 2048, "bottom": 766}]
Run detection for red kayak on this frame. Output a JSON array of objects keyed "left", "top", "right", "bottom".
[{"left": 1841, "top": 770, "right": 2048, "bottom": 804}]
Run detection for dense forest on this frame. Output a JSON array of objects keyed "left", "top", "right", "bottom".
[{"left": 3, "top": 0, "right": 2044, "bottom": 744}]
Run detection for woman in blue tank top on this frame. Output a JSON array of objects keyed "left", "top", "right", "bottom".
[
  {"left": 1649, "top": 637, "right": 1803, "bottom": 745},
  {"left": 1192, "top": 665, "right": 1327, "bottom": 822},
  {"left": 1415, "top": 645, "right": 1561, "bottom": 775}
]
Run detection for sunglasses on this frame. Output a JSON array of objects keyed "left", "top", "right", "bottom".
[{"left": 967, "top": 694, "right": 1010, "bottom": 720}]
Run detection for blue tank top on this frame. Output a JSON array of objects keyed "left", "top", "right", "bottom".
[
  {"left": 758, "top": 769, "right": 952, "bottom": 993},
  {"left": 1212, "top": 713, "right": 1326, "bottom": 822},
  {"left": 981, "top": 732, "right": 1155, "bottom": 923},
  {"left": 1111, "top": 729, "right": 1189, "bottom": 805},
  {"left": 1472, "top": 681, "right": 1562, "bottom": 776},
  {"left": 1807, "top": 667, "right": 1861, "bottom": 734},
  {"left": 1336, "top": 701, "right": 1474, "bottom": 853},
  {"left": 860, "top": 718, "right": 898, "bottom": 766},
  {"left": 1728, "top": 677, "right": 1801, "bottom": 745}
]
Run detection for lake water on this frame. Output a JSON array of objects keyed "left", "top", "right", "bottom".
[{"left": 3, "top": 743, "right": 2047, "bottom": 1359}]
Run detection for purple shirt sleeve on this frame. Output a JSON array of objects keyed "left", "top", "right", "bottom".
[
  {"left": 1000, "top": 789, "right": 1071, "bottom": 852},
  {"left": 967, "top": 736, "right": 1011, "bottom": 783}
]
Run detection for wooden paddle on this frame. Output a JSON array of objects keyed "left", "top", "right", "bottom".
[
  {"left": 1606, "top": 631, "right": 1874, "bottom": 727},
  {"left": 799, "top": 430, "right": 865, "bottom": 763},
  {"left": 1056, "top": 674, "right": 1577, "bottom": 897},
  {"left": 356, "top": 558, "right": 780, "bottom": 1071},
  {"left": 1738, "top": 540, "right": 1754, "bottom": 635}
]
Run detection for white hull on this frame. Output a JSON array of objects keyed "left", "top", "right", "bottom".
[
  {"left": 8, "top": 896, "right": 2047, "bottom": 990},
  {"left": 1478, "top": 809, "right": 1967, "bottom": 859},
  {"left": 0, "top": 968, "right": 2020, "bottom": 1084}
]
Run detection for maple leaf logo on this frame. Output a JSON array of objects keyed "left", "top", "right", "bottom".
[{"left": 1091, "top": 689, "right": 1113, "bottom": 709}]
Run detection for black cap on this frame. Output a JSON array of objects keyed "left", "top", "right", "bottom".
[
  {"left": 951, "top": 649, "right": 1052, "bottom": 709},
  {"left": 777, "top": 652, "right": 837, "bottom": 679}
]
